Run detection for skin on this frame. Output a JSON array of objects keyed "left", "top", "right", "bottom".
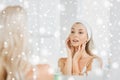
[
  {"left": 59, "top": 23, "right": 93, "bottom": 75},
  {"left": 0, "top": 6, "right": 54, "bottom": 80},
  {"left": 26, "top": 64, "right": 54, "bottom": 80}
]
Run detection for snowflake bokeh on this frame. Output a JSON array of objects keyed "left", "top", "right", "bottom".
[{"left": 0, "top": 0, "right": 120, "bottom": 80}]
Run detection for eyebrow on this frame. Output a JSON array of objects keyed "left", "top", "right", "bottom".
[{"left": 71, "top": 28, "right": 84, "bottom": 31}]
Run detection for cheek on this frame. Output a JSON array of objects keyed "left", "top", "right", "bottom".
[{"left": 79, "top": 35, "right": 87, "bottom": 42}]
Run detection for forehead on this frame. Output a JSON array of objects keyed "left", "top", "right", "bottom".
[{"left": 71, "top": 23, "right": 86, "bottom": 30}]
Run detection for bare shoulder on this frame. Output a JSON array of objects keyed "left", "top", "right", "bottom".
[
  {"left": 58, "top": 58, "right": 67, "bottom": 62},
  {"left": 86, "top": 56, "right": 102, "bottom": 72},
  {"left": 58, "top": 57, "right": 67, "bottom": 67}
]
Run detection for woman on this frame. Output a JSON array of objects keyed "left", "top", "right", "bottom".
[
  {"left": 0, "top": 6, "right": 53, "bottom": 80},
  {"left": 58, "top": 22, "right": 103, "bottom": 76}
]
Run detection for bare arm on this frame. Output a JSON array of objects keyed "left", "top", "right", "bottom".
[
  {"left": 59, "top": 36, "right": 73, "bottom": 75},
  {"left": 72, "top": 58, "right": 80, "bottom": 75},
  {"left": 72, "top": 44, "right": 86, "bottom": 75},
  {"left": 58, "top": 57, "right": 72, "bottom": 75},
  {"left": 65, "top": 55, "right": 72, "bottom": 75}
]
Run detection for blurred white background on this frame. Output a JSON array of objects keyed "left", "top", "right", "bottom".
[{"left": 0, "top": 0, "right": 119, "bottom": 80}]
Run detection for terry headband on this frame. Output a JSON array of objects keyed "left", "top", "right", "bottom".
[{"left": 75, "top": 20, "right": 92, "bottom": 41}]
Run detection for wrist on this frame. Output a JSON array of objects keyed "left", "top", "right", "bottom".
[
  {"left": 73, "top": 57, "right": 79, "bottom": 63},
  {"left": 73, "top": 56, "right": 79, "bottom": 62},
  {"left": 67, "top": 53, "right": 72, "bottom": 58}
]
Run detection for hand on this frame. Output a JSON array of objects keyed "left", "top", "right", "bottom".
[
  {"left": 65, "top": 37, "right": 74, "bottom": 57},
  {"left": 73, "top": 42, "right": 86, "bottom": 61}
]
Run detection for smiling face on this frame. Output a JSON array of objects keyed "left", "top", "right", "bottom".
[{"left": 69, "top": 23, "right": 88, "bottom": 47}]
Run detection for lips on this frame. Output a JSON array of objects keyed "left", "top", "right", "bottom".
[{"left": 72, "top": 39, "right": 79, "bottom": 42}]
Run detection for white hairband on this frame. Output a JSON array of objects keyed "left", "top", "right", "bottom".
[{"left": 74, "top": 20, "right": 92, "bottom": 41}]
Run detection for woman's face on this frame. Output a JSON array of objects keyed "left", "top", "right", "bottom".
[{"left": 69, "top": 23, "right": 88, "bottom": 47}]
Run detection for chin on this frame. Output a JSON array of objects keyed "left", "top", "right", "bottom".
[{"left": 72, "top": 44, "right": 79, "bottom": 47}]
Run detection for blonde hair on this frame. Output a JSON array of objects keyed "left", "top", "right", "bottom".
[
  {"left": 70, "top": 22, "right": 103, "bottom": 71},
  {"left": 70, "top": 22, "right": 95, "bottom": 56},
  {"left": 0, "top": 6, "right": 30, "bottom": 80}
]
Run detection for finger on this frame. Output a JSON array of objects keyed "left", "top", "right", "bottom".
[
  {"left": 84, "top": 41, "right": 87, "bottom": 45},
  {"left": 65, "top": 39, "right": 68, "bottom": 44},
  {"left": 65, "top": 37, "right": 69, "bottom": 46},
  {"left": 66, "top": 38, "right": 71, "bottom": 48},
  {"left": 66, "top": 37, "right": 70, "bottom": 42},
  {"left": 79, "top": 44, "right": 82, "bottom": 51},
  {"left": 71, "top": 46, "right": 74, "bottom": 52},
  {"left": 78, "top": 45, "right": 81, "bottom": 51},
  {"left": 80, "top": 44, "right": 84, "bottom": 52},
  {"left": 81, "top": 43, "right": 86, "bottom": 50},
  {"left": 76, "top": 45, "right": 81, "bottom": 53}
]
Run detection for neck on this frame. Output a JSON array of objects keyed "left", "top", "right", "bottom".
[{"left": 73, "top": 46, "right": 87, "bottom": 58}]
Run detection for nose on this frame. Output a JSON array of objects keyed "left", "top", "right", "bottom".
[{"left": 73, "top": 32, "right": 79, "bottom": 37}]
